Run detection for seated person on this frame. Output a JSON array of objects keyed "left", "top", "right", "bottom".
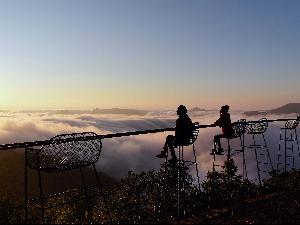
[
  {"left": 211, "top": 105, "right": 233, "bottom": 155},
  {"left": 156, "top": 105, "right": 194, "bottom": 163}
]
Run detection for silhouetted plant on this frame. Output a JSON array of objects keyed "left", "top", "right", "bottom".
[
  {"left": 0, "top": 195, "right": 23, "bottom": 224},
  {"left": 262, "top": 169, "right": 300, "bottom": 194},
  {"left": 202, "top": 158, "right": 258, "bottom": 209},
  {"left": 94, "top": 162, "right": 202, "bottom": 224}
]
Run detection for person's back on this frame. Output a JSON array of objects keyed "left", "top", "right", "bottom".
[
  {"left": 175, "top": 113, "right": 193, "bottom": 146},
  {"left": 215, "top": 111, "right": 233, "bottom": 138}
]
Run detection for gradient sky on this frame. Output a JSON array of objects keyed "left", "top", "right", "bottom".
[{"left": 0, "top": 0, "right": 299, "bottom": 110}]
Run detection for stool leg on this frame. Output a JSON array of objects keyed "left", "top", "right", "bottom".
[
  {"left": 290, "top": 129, "right": 295, "bottom": 168},
  {"left": 262, "top": 133, "right": 274, "bottom": 171},
  {"left": 240, "top": 134, "right": 248, "bottom": 180},
  {"left": 295, "top": 129, "right": 300, "bottom": 167},
  {"left": 227, "top": 139, "right": 231, "bottom": 158},
  {"left": 177, "top": 146, "right": 180, "bottom": 221},
  {"left": 192, "top": 144, "right": 201, "bottom": 190},
  {"left": 92, "top": 164, "right": 112, "bottom": 224},
  {"left": 284, "top": 129, "right": 287, "bottom": 172},
  {"left": 295, "top": 128, "right": 300, "bottom": 158},
  {"left": 80, "top": 168, "right": 93, "bottom": 223},
  {"left": 252, "top": 134, "right": 261, "bottom": 185},
  {"left": 25, "top": 149, "right": 28, "bottom": 224},
  {"left": 277, "top": 130, "right": 283, "bottom": 172},
  {"left": 37, "top": 155, "right": 45, "bottom": 224}
]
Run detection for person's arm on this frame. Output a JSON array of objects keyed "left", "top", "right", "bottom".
[{"left": 214, "top": 117, "right": 222, "bottom": 127}]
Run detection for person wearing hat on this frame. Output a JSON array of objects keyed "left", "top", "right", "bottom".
[
  {"left": 156, "top": 105, "right": 194, "bottom": 163},
  {"left": 211, "top": 105, "right": 234, "bottom": 155}
]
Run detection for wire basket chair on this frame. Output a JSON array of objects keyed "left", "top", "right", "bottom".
[
  {"left": 26, "top": 132, "right": 101, "bottom": 172},
  {"left": 25, "top": 132, "right": 111, "bottom": 224}
]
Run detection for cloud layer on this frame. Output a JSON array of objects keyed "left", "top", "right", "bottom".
[{"left": 0, "top": 110, "right": 299, "bottom": 184}]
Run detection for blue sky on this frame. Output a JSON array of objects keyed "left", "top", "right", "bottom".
[{"left": 0, "top": 0, "right": 299, "bottom": 110}]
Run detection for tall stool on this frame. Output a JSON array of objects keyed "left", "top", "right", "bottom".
[
  {"left": 177, "top": 122, "right": 200, "bottom": 222},
  {"left": 244, "top": 118, "right": 273, "bottom": 185},
  {"left": 277, "top": 119, "right": 300, "bottom": 172},
  {"left": 158, "top": 122, "right": 200, "bottom": 223},
  {"left": 209, "top": 119, "right": 246, "bottom": 223},
  {"left": 25, "top": 132, "right": 111, "bottom": 224},
  {"left": 212, "top": 119, "right": 247, "bottom": 178}
]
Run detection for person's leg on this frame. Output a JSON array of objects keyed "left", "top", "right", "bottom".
[
  {"left": 157, "top": 135, "right": 174, "bottom": 158},
  {"left": 166, "top": 136, "right": 177, "bottom": 159},
  {"left": 212, "top": 134, "right": 225, "bottom": 155},
  {"left": 214, "top": 134, "right": 222, "bottom": 150}
]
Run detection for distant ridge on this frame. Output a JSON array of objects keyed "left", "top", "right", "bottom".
[
  {"left": 190, "top": 107, "right": 207, "bottom": 112},
  {"left": 244, "top": 103, "right": 300, "bottom": 116},
  {"left": 92, "top": 108, "right": 148, "bottom": 116}
]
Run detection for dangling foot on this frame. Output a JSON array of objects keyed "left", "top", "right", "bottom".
[
  {"left": 216, "top": 148, "right": 224, "bottom": 155},
  {"left": 156, "top": 150, "right": 167, "bottom": 158},
  {"left": 210, "top": 148, "right": 217, "bottom": 155},
  {"left": 168, "top": 157, "right": 178, "bottom": 164}
]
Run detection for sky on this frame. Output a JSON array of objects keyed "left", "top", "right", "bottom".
[{"left": 0, "top": 0, "right": 299, "bottom": 110}]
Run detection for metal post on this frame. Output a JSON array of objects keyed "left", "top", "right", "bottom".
[
  {"left": 284, "top": 129, "right": 287, "bottom": 172},
  {"left": 92, "top": 164, "right": 112, "bottom": 224},
  {"left": 290, "top": 129, "right": 295, "bottom": 168},
  {"left": 25, "top": 148, "right": 28, "bottom": 224},
  {"left": 36, "top": 154, "right": 45, "bottom": 224},
  {"left": 277, "top": 130, "right": 282, "bottom": 172},
  {"left": 80, "top": 168, "right": 93, "bottom": 223},
  {"left": 295, "top": 128, "right": 300, "bottom": 158},
  {"left": 192, "top": 144, "right": 201, "bottom": 190},
  {"left": 241, "top": 133, "right": 248, "bottom": 179},
  {"left": 252, "top": 134, "right": 261, "bottom": 185},
  {"left": 177, "top": 146, "right": 181, "bottom": 223},
  {"left": 262, "top": 133, "right": 274, "bottom": 171}
]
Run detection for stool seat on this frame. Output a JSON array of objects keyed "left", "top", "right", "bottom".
[{"left": 26, "top": 132, "right": 101, "bottom": 172}]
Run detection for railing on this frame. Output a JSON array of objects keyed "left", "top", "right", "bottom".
[{"left": 0, "top": 118, "right": 298, "bottom": 151}]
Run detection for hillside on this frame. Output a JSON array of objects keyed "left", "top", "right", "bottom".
[
  {"left": 244, "top": 103, "right": 300, "bottom": 116},
  {"left": 0, "top": 150, "right": 118, "bottom": 200},
  {"left": 188, "top": 191, "right": 300, "bottom": 224}
]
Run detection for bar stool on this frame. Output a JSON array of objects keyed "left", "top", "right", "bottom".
[
  {"left": 176, "top": 122, "right": 200, "bottom": 221},
  {"left": 244, "top": 118, "right": 273, "bottom": 185},
  {"left": 25, "top": 132, "right": 112, "bottom": 224},
  {"left": 212, "top": 119, "right": 247, "bottom": 178},
  {"left": 277, "top": 119, "right": 300, "bottom": 172},
  {"left": 158, "top": 122, "right": 200, "bottom": 222}
]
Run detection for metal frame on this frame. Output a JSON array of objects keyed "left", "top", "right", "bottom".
[
  {"left": 277, "top": 120, "right": 300, "bottom": 172},
  {"left": 244, "top": 118, "right": 274, "bottom": 185},
  {"left": 24, "top": 132, "right": 112, "bottom": 224}
]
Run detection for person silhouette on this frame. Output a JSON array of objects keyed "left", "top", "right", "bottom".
[
  {"left": 156, "top": 105, "right": 194, "bottom": 163},
  {"left": 211, "top": 105, "right": 234, "bottom": 155}
]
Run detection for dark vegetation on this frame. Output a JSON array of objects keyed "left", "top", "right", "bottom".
[{"left": 1, "top": 152, "right": 300, "bottom": 224}]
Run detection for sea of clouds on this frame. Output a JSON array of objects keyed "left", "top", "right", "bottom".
[{"left": 0, "top": 109, "right": 299, "bottom": 185}]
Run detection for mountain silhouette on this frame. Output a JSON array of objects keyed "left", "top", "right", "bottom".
[{"left": 244, "top": 103, "right": 300, "bottom": 116}]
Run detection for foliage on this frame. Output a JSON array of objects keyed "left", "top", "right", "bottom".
[
  {"left": 202, "top": 157, "right": 258, "bottom": 208},
  {"left": 0, "top": 195, "right": 23, "bottom": 224},
  {"left": 2, "top": 156, "right": 300, "bottom": 224},
  {"left": 94, "top": 162, "right": 204, "bottom": 224},
  {"left": 262, "top": 169, "right": 300, "bottom": 194}
]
